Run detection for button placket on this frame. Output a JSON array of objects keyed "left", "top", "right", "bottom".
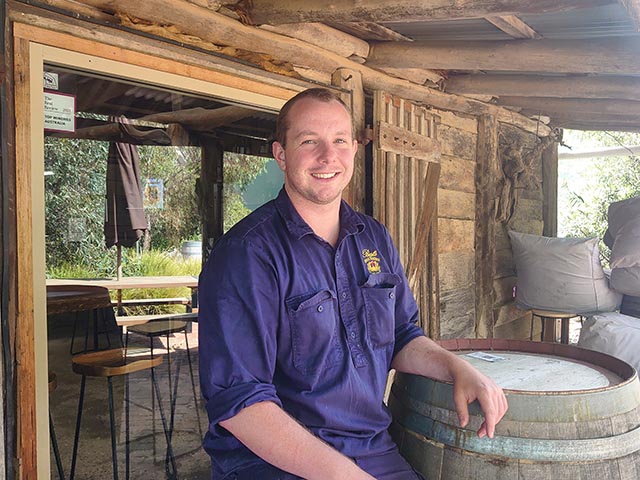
[{"left": 334, "top": 246, "right": 366, "bottom": 366}]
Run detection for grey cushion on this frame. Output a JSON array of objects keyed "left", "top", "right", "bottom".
[
  {"left": 607, "top": 197, "right": 640, "bottom": 296},
  {"left": 509, "top": 231, "right": 621, "bottom": 314}
]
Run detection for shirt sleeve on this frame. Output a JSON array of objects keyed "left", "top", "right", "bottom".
[{"left": 198, "top": 237, "right": 283, "bottom": 427}]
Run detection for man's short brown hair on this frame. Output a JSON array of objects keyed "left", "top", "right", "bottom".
[{"left": 275, "top": 88, "right": 352, "bottom": 146}]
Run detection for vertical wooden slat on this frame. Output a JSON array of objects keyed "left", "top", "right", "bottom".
[
  {"left": 14, "top": 35, "right": 37, "bottom": 480},
  {"left": 475, "top": 114, "right": 499, "bottom": 339},
  {"left": 373, "top": 91, "right": 441, "bottom": 336},
  {"left": 332, "top": 68, "right": 366, "bottom": 212},
  {"left": 542, "top": 141, "right": 558, "bottom": 237}
]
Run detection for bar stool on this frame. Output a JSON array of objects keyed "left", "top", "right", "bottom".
[
  {"left": 69, "top": 348, "right": 177, "bottom": 480},
  {"left": 49, "top": 372, "right": 65, "bottom": 480},
  {"left": 531, "top": 309, "right": 577, "bottom": 344},
  {"left": 125, "top": 316, "right": 202, "bottom": 446}
]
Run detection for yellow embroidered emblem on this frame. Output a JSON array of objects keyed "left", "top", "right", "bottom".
[{"left": 362, "top": 249, "right": 381, "bottom": 274}]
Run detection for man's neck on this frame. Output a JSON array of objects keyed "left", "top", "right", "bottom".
[{"left": 289, "top": 194, "right": 341, "bottom": 247}]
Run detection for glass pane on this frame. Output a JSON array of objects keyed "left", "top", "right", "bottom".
[{"left": 44, "top": 65, "right": 277, "bottom": 479}]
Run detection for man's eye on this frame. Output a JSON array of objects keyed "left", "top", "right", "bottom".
[
  {"left": 335, "top": 139, "right": 347, "bottom": 144},
  {"left": 301, "top": 139, "right": 316, "bottom": 145}
]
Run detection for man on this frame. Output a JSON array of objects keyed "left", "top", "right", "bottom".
[{"left": 199, "top": 88, "right": 508, "bottom": 479}]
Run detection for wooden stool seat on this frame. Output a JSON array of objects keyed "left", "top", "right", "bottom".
[
  {"left": 72, "top": 348, "right": 162, "bottom": 377},
  {"left": 127, "top": 320, "right": 188, "bottom": 337},
  {"left": 531, "top": 309, "right": 578, "bottom": 344},
  {"left": 69, "top": 348, "right": 176, "bottom": 480}
]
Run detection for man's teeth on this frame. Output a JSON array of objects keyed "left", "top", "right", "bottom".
[{"left": 313, "top": 173, "right": 337, "bottom": 179}]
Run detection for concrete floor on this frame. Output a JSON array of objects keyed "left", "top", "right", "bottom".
[{"left": 48, "top": 314, "right": 210, "bottom": 479}]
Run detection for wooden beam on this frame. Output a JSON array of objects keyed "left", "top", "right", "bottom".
[
  {"left": 497, "top": 96, "right": 640, "bottom": 115},
  {"left": 14, "top": 35, "right": 38, "bottom": 480},
  {"left": 541, "top": 112, "right": 640, "bottom": 131},
  {"left": 485, "top": 15, "right": 541, "bottom": 39},
  {"left": 327, "top": 22, "right": 414, "bottom": 42},
  {"left": 367, "top": 38, "right": 640, "bottom": 75},
  {"left": 56, "top": 106, "right": 256, "bottom": 142},
  {"left": 74, "top": 0, "right": 549, "bottom": 135},
  {"left": 474, "top": 114, "right": 499, "bottom": 339},
  {"left": 445, "top": 74, "right": 640, "bottom": 101},
  {"left": 236, "top": 0, "right": 612, "bottom": 24},
  {"left": 620, "top": 0, "right": 640, "bottom": 31},
  {"left": 259, "top": 22, "right": 369, "bottom": 59}
]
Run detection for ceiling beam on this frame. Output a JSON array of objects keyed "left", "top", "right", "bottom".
[
  {"left": 367, "top": 38, "right": 640, "bottom": 75},
  {"left": 484, "top": 15, "right": 541, "bottom": 39},
  {"left": 497, "top": 96, "right": 640, "bottom": 115},
  {"left": 233, "top": 0, "right": 613, "bottom": 25},
  {"left": 79, "top": 0, "right": 550, "bottom": 135},
  {"left": 620, "top": 0, "right": 640, "bottom": 31},
  {"left": 544, "top": 113, "right": 640, "bottom": 131},
  {"left": 445, "top": 74, "right": 640, "bottom": 101}
]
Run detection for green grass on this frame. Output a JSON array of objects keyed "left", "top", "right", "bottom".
[{"left": 48, "top": 249, "right": 202, "bottom": 315}]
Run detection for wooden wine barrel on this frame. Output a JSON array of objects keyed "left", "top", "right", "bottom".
[{"left": 388, "top": 339, "right": 640, "bottom": 479}]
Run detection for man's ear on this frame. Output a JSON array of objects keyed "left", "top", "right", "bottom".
[{"left": 272, "top": 141, "right": 286, "bottom": 171}]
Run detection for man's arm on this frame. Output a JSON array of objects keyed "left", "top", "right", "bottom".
[
  {"left": 220, "top": 401, "right": 375, "bottom": 480},
  {"left": 391, "top": 336, "right": 508, "bottom": 439}
]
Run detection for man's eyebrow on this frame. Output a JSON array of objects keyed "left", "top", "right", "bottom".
[{"left": 292, "top": 129, "right": 351, "bottom": 139}]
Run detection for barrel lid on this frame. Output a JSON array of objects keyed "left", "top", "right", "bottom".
[
  {"left": 459, "top": 351, "right": 621, "bottom": 391},
  {"left": 439, "top": 339, "right": 637, "bottom": 393}
]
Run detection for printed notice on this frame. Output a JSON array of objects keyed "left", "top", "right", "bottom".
[
  {"left": 44, "top": 91, "right": 76, "bottom": 132},
  {"left": 465, "top": 351, "right": 506, "bottom": 363}
]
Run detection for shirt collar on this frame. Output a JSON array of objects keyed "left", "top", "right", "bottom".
[{"left": 274, "top": 187, "right": 365, "bottom": 240}]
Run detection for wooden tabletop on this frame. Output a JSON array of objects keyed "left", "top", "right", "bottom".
[
  {"left": 46, "top": 284, "right": 113, "bottom": 315},
  {"left": 46, "top": 275, "right": 198, "bottom": 290}
]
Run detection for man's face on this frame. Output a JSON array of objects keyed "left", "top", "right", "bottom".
[{"left": 272, "top": 98, "right": 357, "bottom": 209}]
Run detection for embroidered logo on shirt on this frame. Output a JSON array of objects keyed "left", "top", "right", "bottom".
[{"left": 362, "top": 249, "right": 381, "bottom": 274}]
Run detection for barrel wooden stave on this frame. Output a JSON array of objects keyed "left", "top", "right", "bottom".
[{"left": 390, "top": 340, "right": 640, "bottom": 479}]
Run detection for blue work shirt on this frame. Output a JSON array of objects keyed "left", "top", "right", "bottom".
[{"left": 198, "top": 188, "right": 424, "bottom": 478}]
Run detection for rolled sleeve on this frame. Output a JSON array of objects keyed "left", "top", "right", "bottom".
[{"left": 198, "top": 237, "right": 282, "bottom": 427}]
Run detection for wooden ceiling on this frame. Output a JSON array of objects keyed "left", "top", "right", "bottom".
[
  {"left": 36, "top": 0, "right": 640, "bottom": 133},
  {"left": 225, "top": 0, "right": 640, "bottom": 132}
]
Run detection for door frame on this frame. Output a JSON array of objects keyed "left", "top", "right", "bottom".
[{"left": 12, "top": 22, "right": 297, "bottom": 478}]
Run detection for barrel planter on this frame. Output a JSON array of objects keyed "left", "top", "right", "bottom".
[
  {"left": 181, "top": 240, "right": 202, "bottom": 260},
  {"left": 388, "top": 339, "right": 640, "bottom": 479}
]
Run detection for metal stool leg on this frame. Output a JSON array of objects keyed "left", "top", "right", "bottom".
[
  {"left": 107, "top": 377, "right": 119, "bottom": 480},
  {"left": 150, "top": 365, "right": 177, "bottom": 479},
  {"left": 183, "top": 331, "right": 203, "bottom": 437},
  {"left": 69, "top": 375, "right": 87, "bottom": 480},
  {"left": 50, "top": 412, "right": 65, "bottom": 480}
]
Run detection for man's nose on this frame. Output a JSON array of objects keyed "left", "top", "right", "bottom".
[{"left": 318, "top": 142, "right": 338, "bottom": 163}]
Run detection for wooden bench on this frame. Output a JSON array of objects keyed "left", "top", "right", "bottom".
[
  {"left": 113, "top": 297, "right": 191, "bottom": 309},
  {"left": 116, "top": 312, "right": 198, "bottom": 331}
]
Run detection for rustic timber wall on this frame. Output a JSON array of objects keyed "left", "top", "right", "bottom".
[
  {"left": 493, "top": 125, "right": 545, "bottom": 339},
  {"left": 434, "top": 110, "right": 478, "bottom": 339}
]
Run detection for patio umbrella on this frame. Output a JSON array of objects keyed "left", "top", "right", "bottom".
[{"left": 104, "top": 117, "right": 151, "bottom": 280}]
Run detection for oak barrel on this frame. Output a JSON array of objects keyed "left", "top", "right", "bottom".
[{"left": 388, "top": 339, "right": 640, "bottom": 479}]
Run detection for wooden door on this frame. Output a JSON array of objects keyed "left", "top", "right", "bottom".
[{"left": 372, "top": 91, "right": 441, "bottom": 337}]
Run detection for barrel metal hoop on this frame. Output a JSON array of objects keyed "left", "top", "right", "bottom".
[{"left": 399, "top": 410, "right": 640, "bottom": 462}]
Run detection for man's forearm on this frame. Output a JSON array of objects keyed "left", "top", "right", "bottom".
[
  {"left": 219, "top": 401, "right": 375, "bottom": 480},
  {"left": 391, "top": 335, "right": 464, "bottom": 380}
]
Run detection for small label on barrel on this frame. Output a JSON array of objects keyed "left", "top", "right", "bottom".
[{"left": 465, "top": 351, "right": 506, "bottom": 363}]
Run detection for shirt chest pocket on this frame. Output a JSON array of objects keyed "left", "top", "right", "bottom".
[
  {"left": 286, "top": 290, "right": 342, "bottom": 375},
  {"left": 361, "top": 273, "right": 401, "bottom": 348}
]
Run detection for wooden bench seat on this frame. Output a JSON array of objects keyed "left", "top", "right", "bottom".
[
  {"left": 113, "top": 297, "right": 191, "bottom": 308},
  {"left": 116, "top": 312, "right": 198, "bottom": 329}
]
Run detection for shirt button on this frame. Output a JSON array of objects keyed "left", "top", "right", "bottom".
[
  {"left": 317, "top": 305, "right": 324, "bottom": 313},
  {"left": 389, "top": 292, "right": 395, "bottom": 299},
  {"left": 350, "top": 331, "right": 356, "bottom": 339},
  {"left": 342, "top": 292, "right": 348, "bottom": 299}
]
